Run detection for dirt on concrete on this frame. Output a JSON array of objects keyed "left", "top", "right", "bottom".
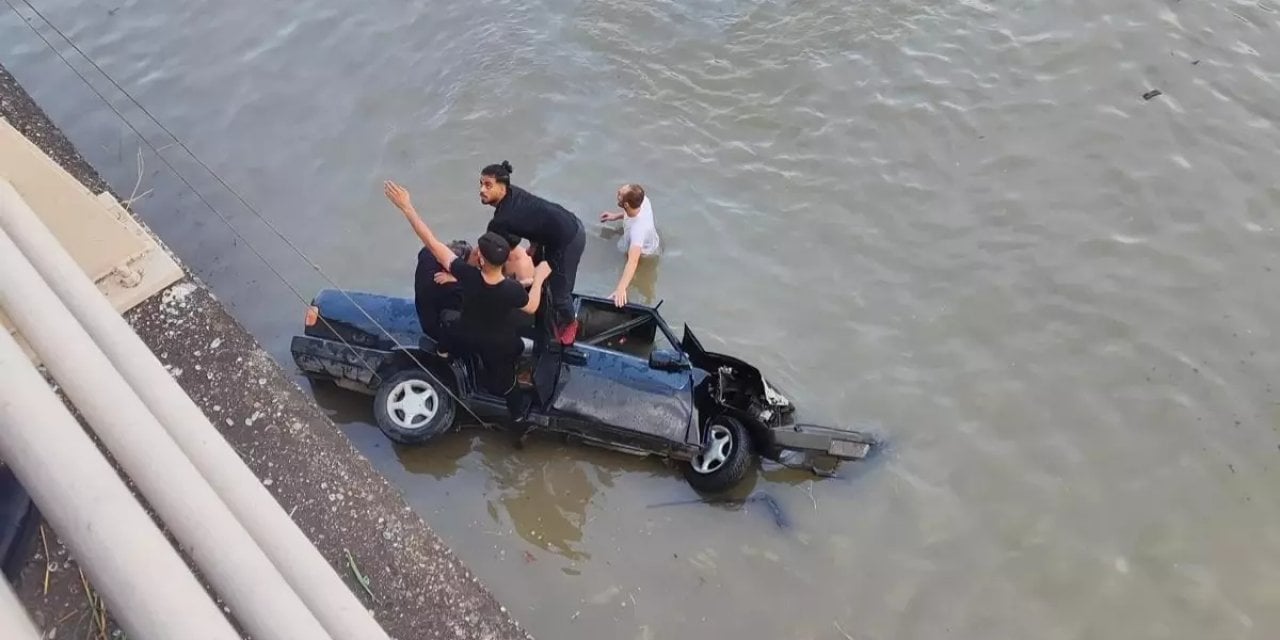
[{"left": 2, "top": 63, "right": 531, "bottom": 640}]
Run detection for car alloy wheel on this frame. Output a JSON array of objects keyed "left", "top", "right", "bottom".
[
  {"left": 386, "top": 379, "right": 439, "bottom": 430},
  {"left": 691, "top": 423, "right": 734, "bottom": 474}
]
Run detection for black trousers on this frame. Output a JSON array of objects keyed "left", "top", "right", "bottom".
[
  {"left": 542, "top": 221, "right": 586, "bottom": 327},
  {"left": 413, "top": 247, "right": 460, "bottom": 338}
]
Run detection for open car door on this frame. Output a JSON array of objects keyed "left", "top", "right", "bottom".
[
  {"left": 548, "top": 300, "right": 696, "bottom": 446},
  {"left": 681, "top": 323, "right": 708, "bottom": 365}
]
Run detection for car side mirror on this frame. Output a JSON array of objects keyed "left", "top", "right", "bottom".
[{"left": 648, "top": 349, "right": 689, "bottom": 371}]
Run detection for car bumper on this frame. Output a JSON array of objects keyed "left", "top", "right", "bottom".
[
  {"left": 290, "top": 335, "right": 395, "bottom": 391},
  {"left": 770, "top": 423, "right": 873, "bottom": 460}
]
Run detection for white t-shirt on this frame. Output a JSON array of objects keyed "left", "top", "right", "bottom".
[{"left": 619, "top": 197, "right": 660, "bottom": 256}]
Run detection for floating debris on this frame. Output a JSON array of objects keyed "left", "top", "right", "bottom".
[
  {"left": 1142, "top": 89, "right": 1163, "bottom": 101},
  {"left": 648, "top": 492, "right": 791, "bottom": 530}
]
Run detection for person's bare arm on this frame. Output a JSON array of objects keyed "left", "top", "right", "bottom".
[
  {"left": 609, "top": 244, "right": 643, "bottom": 307},
  {"left": 519, "top": 262, "right": 553, "bottom": 314},
  {"left": 384, "top": 180, "right": 456, "bottom": 268},
  {"left": 599, "top": 210, "right": 624, "bottom": 223},
  {"left": 506, "top": 246, "right": 536, "bottom": 287}
]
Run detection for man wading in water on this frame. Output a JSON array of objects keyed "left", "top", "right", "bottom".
[{"left": 479, "top": 161, "right": 586, "bottom": 345}]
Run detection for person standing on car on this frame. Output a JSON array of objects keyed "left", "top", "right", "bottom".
[
  {"left": 479, "top": 161, "right": 586, "bottom": 345},
  {"left": 599, "top": 183, "right": 660, "bottom": 307},
  {"left": 386, "top": 180, "right": 551, "bottom": 406}
]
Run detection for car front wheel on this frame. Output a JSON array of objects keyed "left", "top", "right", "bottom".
[
  {"left": 373, "top": 368, "right": 456, "bottom": 444},
  {"left": 682, "top": 416, "right": 754, "bottom": 493}
]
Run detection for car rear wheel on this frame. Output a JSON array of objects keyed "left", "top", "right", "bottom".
[
  {"left": 373, "top": 368, "right": 456, "bottom": 445},
  {"left": 682, "top": 416, "right": 754, "bottom": 494}
]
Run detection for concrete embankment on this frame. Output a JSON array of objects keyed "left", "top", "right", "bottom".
[{"left": 1, "top": 63, "right": 531, "bottom": 640}]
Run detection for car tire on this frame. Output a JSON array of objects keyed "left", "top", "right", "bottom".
[
  {"left": 373, "top": 368, "right": 456, "bottom": 445},
  {"left": 682, "top": 416, "right": 754, "bottom": 494}
]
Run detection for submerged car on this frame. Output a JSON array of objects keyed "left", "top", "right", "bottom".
[{"left": 290, "top": 288, "right": 875, "bottom": 493}]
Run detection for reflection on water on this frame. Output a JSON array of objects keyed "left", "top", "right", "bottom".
[
  {"left": 485, "top": 445, "right": 602, "bottom": 562},
  {"left": 404, "top": 430, "right": 668, "bottom": 564}
]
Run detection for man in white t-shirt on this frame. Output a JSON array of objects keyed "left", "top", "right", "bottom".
[{"left": 599, "top": 183, "right": 660, "bottom": 307}]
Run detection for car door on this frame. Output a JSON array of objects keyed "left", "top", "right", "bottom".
[{"left": 549, "top": 333, "right": 695, "bottom": 446}]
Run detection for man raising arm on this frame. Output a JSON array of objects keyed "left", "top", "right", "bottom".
[
  {"left": 385, "top": 180, "right": 552, "bottom": 405},
  {"left": 385, "top": 180, "right": 457, "bottom": 270}
]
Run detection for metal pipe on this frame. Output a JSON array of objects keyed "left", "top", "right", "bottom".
[
  {"left": 0, "top": 329, "right": 239, "bottom": 640},
  {"left": 0, "top": 222, "right": 334, "bottom": 640},
  {"left": 0, "top": 181, "right": 390, "bottom": 639},
  {"left": 0, "top": 573, "right": 42, "bottom": 640}
]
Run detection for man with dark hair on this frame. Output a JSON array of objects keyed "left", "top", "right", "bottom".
[
  {"left": 386, "top": 180, "right": 551, "bottom": 400},
  {"left": 478, "top": 160, "right": 585, "bottom": 345},
  {"left": 599, "top": 183, "right": 660, "bottom": 307},
  {"left": 429, "top": 235, "right": 535, "bottom": 291}
]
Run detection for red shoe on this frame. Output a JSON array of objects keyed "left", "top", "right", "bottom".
[{"left": 556, "top": 319, "right": 579, "bottom": 346}]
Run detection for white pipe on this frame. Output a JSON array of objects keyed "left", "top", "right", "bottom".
[
  {"left": 0, "top": 181, "right": 390, "bottom": 639},
  {"left": 0, "top": 329, "right": 239, "bottom": 640},
  {"left": 0, "top": 573, "right": 43, "bottom": 640},
  {"left": 0, "top": 223, "right": 334, "bottom": 640}
]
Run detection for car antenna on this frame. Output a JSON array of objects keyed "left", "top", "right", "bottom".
[{"left": 654, "top": 299, "right": 663, "bottom": 310}]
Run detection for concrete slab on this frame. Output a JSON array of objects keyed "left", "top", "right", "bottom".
[
  {"left": 0, "top": 118, "right": 144, "bottom": 277},
  {"left": 0, "top": 118, "right": 182, "bottom": 357}
]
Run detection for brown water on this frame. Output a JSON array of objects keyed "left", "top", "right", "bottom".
[{"left": 5, "top": 0, "right": 1280, "bottom": 637}]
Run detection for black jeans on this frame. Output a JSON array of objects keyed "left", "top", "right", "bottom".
[
  {"left": 543, "top": 221, "right": 585, "bottom": 328},
  {"left": 413, "top": 248, "right": 460, "bottom": 338}
]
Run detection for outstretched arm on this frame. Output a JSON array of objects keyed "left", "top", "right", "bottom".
[
  {"left": 609, "top": 245, "right": 642, "bottom": 307},
  {"left": 384, "top": 180, "right": 456, "bottom": 268}
]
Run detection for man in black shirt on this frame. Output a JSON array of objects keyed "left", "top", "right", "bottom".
[
  {"left": 386, "top": 180, "right": 551, "bottom": 400},
  {"left": 479, "top": 161, "right": 585, "bottom": 345}
]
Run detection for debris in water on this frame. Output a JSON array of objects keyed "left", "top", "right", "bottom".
[
  {"left": 647, "top": 492, "right": 791, "bottom": 530},
  {"left": 1191, "top": 59, "right": 1200, "bottom": 65},
  {"left": 1142, "top": 89, "right": 1163, "bottom": 101}
]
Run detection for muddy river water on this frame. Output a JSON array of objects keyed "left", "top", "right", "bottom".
[{"left": 4, "top": 0, "right": 1280, "bottom": 637}]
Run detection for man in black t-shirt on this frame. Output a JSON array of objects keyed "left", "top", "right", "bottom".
[
  {"left": 387, "top": 180, "right": 551, "bottom": 400},
  {"left": 478, "top": 161, "right": 585, "bottom": 346},
  {"left": 414, "top": 237, "right": 538, "bottom": 346}
]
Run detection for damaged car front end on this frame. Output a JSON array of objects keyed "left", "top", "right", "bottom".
[{"left": 682, "top": 325, "right": 875, "bottom": 476}]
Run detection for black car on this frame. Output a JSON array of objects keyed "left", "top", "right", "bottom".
[{"left": 290, "top": 289, "right": 875, "bottom": 493}]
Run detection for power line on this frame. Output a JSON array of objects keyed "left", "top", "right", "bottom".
[{"left": 4, "top": 0, "right": 490, "bottom": 427}]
